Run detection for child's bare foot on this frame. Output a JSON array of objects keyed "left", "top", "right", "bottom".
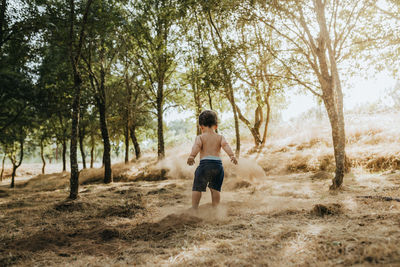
[{"left": 186, "top": 207, "right": 198, "bottom": 216}]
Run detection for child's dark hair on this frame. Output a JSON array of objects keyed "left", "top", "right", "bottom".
[{"left": 199, "top": 110, "right": 218, "bottom": 127}]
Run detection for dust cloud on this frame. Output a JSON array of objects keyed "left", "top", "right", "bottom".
[{"left": 154, "top": 143, "right": 267, "bottom": 183}]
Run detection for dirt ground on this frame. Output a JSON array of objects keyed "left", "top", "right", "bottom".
[{"left": 1, "top": 159, "right": 400, "bottom": 266}]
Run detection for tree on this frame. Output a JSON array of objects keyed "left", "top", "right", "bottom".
[
  {"left": 181, "top": 5, "right": 219, "bottom": 136},
  {"left": 77, "top": 89, "right": 94, "bottom": 169},
  {"left": 196, "top": 0, "right": 242, "bottom": 156},
  {"left": 0, "top": 0, "right": 38, "bottom": 136},
  {"left": 0, "top": 150, "right": 5, "bottom": 181},
  {"left": 35, "top": 125, "right": 53, "bottom": 174},
  {"left": 1, "top": 105, "right": 32, "bottom": 188},
  {"left": 0, "top": 0, "right": 41, "bottom": 187},
  {"left": 6, "top": 136, "right": 24, "bottom": 188},
  {"left": 254, "top": 0, "right": 371, "bottom": 189},
  {"left": 81, "top": 0, "right": 125, "bottom": 182},
  {"left": 36, "top": 38, "right": 74, "bottom": 172},
  {"left": 233, "top": 8, "right": 286, "bottom": 148},
  {"left": 116, "top": 51, "right": 149, "bottom": 161},
  {"left": 67, "top": 0, "right": 93, "bottom": 199},
  {"left": 129, "top": 0, "right": 185, "bottom": 160}
]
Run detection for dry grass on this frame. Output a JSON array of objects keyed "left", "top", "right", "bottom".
[
  {"left": 251, "top": 111, "right": 400, "bottom": 175},
  {"left": 2, "top": 168, "right": 400, "bottom": 266},
  {"left": 1, "top": 111, "right": 400, "bottom": 266}
]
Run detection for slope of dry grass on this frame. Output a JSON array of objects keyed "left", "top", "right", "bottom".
[
  {"left": 254, "top": 111, "right": 400, "bottom": 175},
  {"left": 1, "top": 111, "right": 400, "bottom": 266}
]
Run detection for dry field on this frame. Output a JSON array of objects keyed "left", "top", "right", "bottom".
[{"left": 1, "top": 111, "right": 400, "bottom": 266}]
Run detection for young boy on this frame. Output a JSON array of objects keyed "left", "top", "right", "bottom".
[{"left": 187, "top": 110, "right": 238, "bottom": 209}]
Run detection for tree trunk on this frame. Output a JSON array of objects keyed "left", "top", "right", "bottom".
[
  {"left": 194, "top": 93, "right": 201, "bottom": 136},
  {"left": 130, "top": 124, "right": 141, "bottom": 159},
  {"left": 156, "top": 89, "right": 165, "bottom": 160},
  {"left": 226, "top": 85, "right": 241, "bottom": 157},
  {"left": 97, "top": 97, "right": 112, "bottom": 183},
  {"left": 58, "top": 114, "right": 67, "bottom": 172},
  {"left": 261, "top": 87, "right": 272, "bottom": 146},
  {"left": 313, "top": 0, "right": 346, "bottom": 189},
  {"left": 124, "top": 115, "right": 130, "bottom": 164},
  {"left": 90, "top": 132, "right": 94, "bottom": 168},
  {"left": 40, "top": 140, "right": 46, "bottom": 174},
  {"left": 233, "top": 107, "right": 240, "bottom": 157},
  {"left": 235, "top": 104, "right": 262, "bottom": 147},
  {"left": 68, "top": 0, "right": 93, "bottom": 199},
  {"left": 9, "top": 139, "right": 23, "bottom": 188},
  {"left": 323, "top": 89, "right": 345, "bottom": 190},
  {"left": 0, "top": 154, "right": 5, "bottom": 181},
  {"left": 124, "top": 74, "right": 132, "bottom": 164},
  {"left": 192, "top": 75, "right": 202, "bottom": 136},
  {"left": 207, "top": 89, "right": 213, "bottom": 110},
  {"left": 205, "top": 89, "right": 218, "bottom": 133},
  {"left": 10, "top": 165, "right": 16, "bottom": 188},
  {"left": 79, "top": 126, "right": 86, "bottom": 169},
  {"left": 62, "top": 138, "right": 67, "bottom": 172},
  {"left": 69, "top": 74, "right": 81, "bottom": 199}
]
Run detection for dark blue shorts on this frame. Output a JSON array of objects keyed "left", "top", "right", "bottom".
[{"left": 192, "top": 159, "right": 224, "bottom": 192}]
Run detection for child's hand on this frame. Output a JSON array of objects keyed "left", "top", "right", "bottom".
[
  {"left": 187, "top": 157, "right": 195, "bottom": 166},
  {"left": 231, "top": 156, "right": 238, "bottom": 165}
]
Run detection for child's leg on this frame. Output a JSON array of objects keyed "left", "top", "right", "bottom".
[
  {"left": 192, "top": 191, "right": 202, "bottom": 209},
  {"left": 210, "top": 188, "right": 220, "bottom": 207}
]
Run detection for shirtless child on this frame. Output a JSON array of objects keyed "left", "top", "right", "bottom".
[{"left": 187, "top": 110, "right": 238, "bottom": 209}]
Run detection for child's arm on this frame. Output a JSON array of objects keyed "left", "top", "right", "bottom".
[
  {"left": 187, "top": 136, "right": 202, "bottom": 165},
  {"left": 221, "top": 136, "right": 238, "bottom": 164}
]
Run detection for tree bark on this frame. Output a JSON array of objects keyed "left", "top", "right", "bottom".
[
  {"left": 130, "top": 124, "right": 141, "bottom": 159},
  {"left": 0, "top": 153, "right": 5, "bottom": 181},
  {"left": 124, "top": 113, "right": 130, "bottom": 164},
  {"left": 191, "top": 68, "right": 202, "bottom": 135},
  {"left": 323, "top": 93, "right": 345, "bottom": 190},
  {"left": 62, "top": 137, "right": 67, "bottom": 172},
  {"left": 90, "top": 132, "right": 94, "bottom": 168},
  {"left": 85, "top": 35, "right": 112, "bottom": 182},
  {"left": 313, "top": 0, "right": 346, "bottom": 189},
  {"left": 124, "top": 74, "right": 132, "bottom": 164},
  {"left": 10, "top": 165, "right": 16, "bottom": 188},
  {"left": 207, "top": 89, "right": 213, "bottom": 110},
  {"left": 68, "top": 0, "right": 93, "bottom": 199},
  {"left": 194, "top": 90, "right": 202, "bottom": 136},
  {"left": 261, "top": 86, "right": 272, "bottom": 146},
  {"left": 226, "top": 85, "right": 241, "bottom": 157},
  {"left": 97, "top": 96, "right": 112, "bottom": 183},
  {"left": 58, "top": 114, "right": 67, "bottom": 172},
  {"left": 235, "top": 103, "right": 262, "bottom": 147},
  {"left": 156, "top": 87, "right": 165, "bottom": 160},
  {"left": 69, "top": 75, "right": 81, "bottom": 198},
  {"left": 40, "top": 139, "right": 46, "bottom": 174},
  {"left": 79, "top": 126, "right": 86, "bottom": 169},
  {"left": 9, "top": 139, "right": 23, "bottom": 188}
]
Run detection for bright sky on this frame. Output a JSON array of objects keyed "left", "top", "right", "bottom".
[
  {"left": 282, "top": 71, "right": 397, "bottom": 121},
  {"left": 166, "top": 70, "right": 398, "bottom": 123}
]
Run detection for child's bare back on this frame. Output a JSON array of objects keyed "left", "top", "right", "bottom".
[{"left": 188, "top": 131, "right": 237, "bottom": 162}]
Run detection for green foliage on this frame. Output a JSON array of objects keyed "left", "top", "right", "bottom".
[{"left": 1, "top": 0, "right": 399, "bottom": 164}]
